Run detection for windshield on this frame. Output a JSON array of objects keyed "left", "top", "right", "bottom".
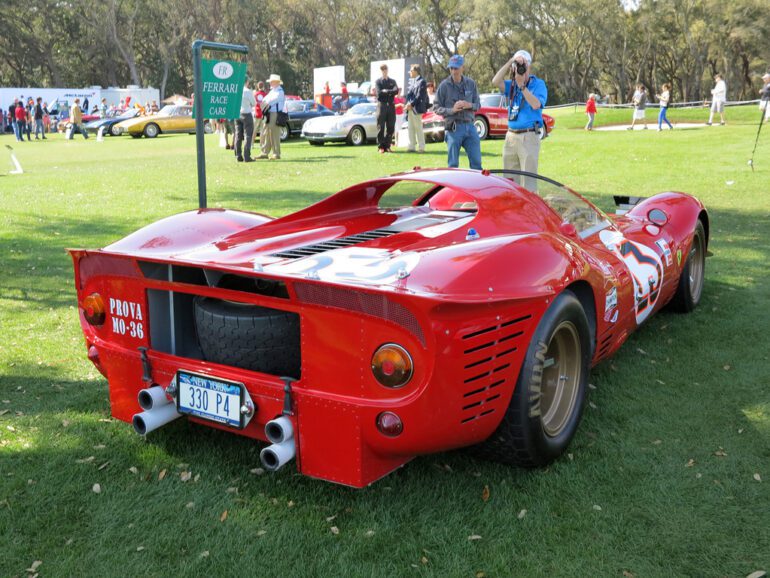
[
  {"left": 480, "top": 94, "right": 504, "bottom": 108},
  {"left": 494, "top": 171, "right": 610, "bottom": 238},
  {"left": 286, "top": 101, "right": 305, "bottom": 113},
  {"left": 158, "top": 105, "right": 176, "bottom": 116},
  {"left": 348, "top": 103, "right": 376, "bottom": 115}
]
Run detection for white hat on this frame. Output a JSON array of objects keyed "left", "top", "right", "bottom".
[
  {"left": 513, "top": 50, "right": 532, "bottom": 65},
  {"left": 763, "top": 72, "right": 770, "bottom": 80},
  {"left": 268, "top": 74, "right": 282, "bottom": 84}
]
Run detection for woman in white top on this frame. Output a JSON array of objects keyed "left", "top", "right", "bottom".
[
  {"left": 656, "top": 84, "right": 673, "bottom": 131},
  {"left": 707, "top": 74, "right": 727, "bottom": 126}
]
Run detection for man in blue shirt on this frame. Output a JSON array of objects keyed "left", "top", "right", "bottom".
[
  {"left": 434, "top": 54, "right": 482, "bottom": 170},
  {"left": 492, "top": 49, "right": 548, "bottom": 191}
]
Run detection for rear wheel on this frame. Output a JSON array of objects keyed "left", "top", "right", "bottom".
[
  {"left": 474, "top": 116, "right": 489, "bottom": 140},
  {"left": 669, "top": 221, "right": 706, "bottom": 312},
  {"left": 110, "top": 124, "right": 121, "bottom": 136},
  {"left": 279, "top": 125, "right": 289, "bottom": 141},
  {"left": 143, "top": 123, "right": 160, "bottom": 138},
  {"left": 478, "top": 290, "right": 590, "bottom": 467},
  {"left": 347, "top": 125, "right": 366, "bottom": 146}
]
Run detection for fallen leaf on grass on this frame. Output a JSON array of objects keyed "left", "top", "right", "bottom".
[
  {"left": 76, "top": 456, "right": 95, "bottom": 464},
  {"left": 257, "top": 530, "right": 267, "bottom": 537},
  {"left": 468, "top": 535, "right": 482, "bottom": 541},
  {"left": 476, "top": 573, "right": 486, "bottom": 578},
  {"left": 250, "top": 468, "right": 264, "bottom": 475},
  {"left": 723, "top": 365, "right": 731, "bottom": 371},
  {"left": 326, "top": 515, "right": 337, "bottom": 522},
  {"left": 481, "top": 485, "right": 490, "bottom": 502},
  {"left": 622, "top": 571, "right": 635, "bottom": 578},
  {"left": 592, "top": 504, "right": 602, "bottom": 511},
  {"left": 421, "top": 556, "right": 429, "bottom": 565},
  {"left": 129, "top": 466, "right": 138, "bottom": 475},
  {"left": 588, "top": 383, "right": 596, "bottom": 390},
  {"left": 199, "top": 551, "right": 209, "bottom": 558},
  {"left": 136, "top": 546, "right": 145, "bottom": 552},
  {"left": 746, "top": 572, "right": 766, "bottom": 578},
  {"left": 330, "top": 526, "right": 340, "bottom": 535},
  {"left": 180, "top": 471, "right": 192, "bottom": 482},
  {"left": 714, "top": 448, "right": 727, "bottom": 457},
  {"left": 738, "top": 428, "right": 744, "bottom": 434},
  {"left": 589, "top": 401, "right": 598, "bottom": 409},
  {"left": 65, "top": 538, "right": 73, "bottom": 546},
  {"left": 651, "top": 439, "right": 662, "bottom": 445},
  {"left": 194, "top": 474, "right": 200, "bottom": 482},
  {"left": 220, "top": 510, "right": 228, "bottom": 522},
  {"left": 567, "top": 453, "right": 574, "bottom": 461},
  {"left": 696, "top": 473, "right": 702, "bottom": 479},
  {"left": 158, "top": 469, "right": 167, "bottom": 481},
  {"left": 365, "top": 530, "right": 375, "bottom": 537},
  {"left": 62, "top": 420, "right": 70, "bottom": 427},
  {"left": 685, "top": 459, "right": 695, "bottom": 467},
  {"left": 6, "top": 425, "right": 16, "bottom": 432},
  {"left": 754, "top": 473, "right": 762, "bottom": 482},
  {"left": 0, "top": 410, "right": 8, "bottom": 416},
  {"left": 27, "top": 561, "right": 42, "bottom": 572},
  {"left": 186, "top": 502, "right": 195, "bottom": 509},
  {"left": 287, "top": 500, "right": 295, "bottom": 508},
  {"left": 636, "top": 348, "right": 647, "bottom": 355},
  {"left": 93, "top": 444, "right": 106, "bottom": 450},
  {"left": 97, "top": 462, "right": 109, "bottom": 471},
  {"left": 226, "top": 487, "right": 238, "bottom": 494},
  {"left": 92, "top": 483, "right": 101, "bottom": 494},
  {"left": 517, "top": 509, "right": 527, "bottom": 519}
]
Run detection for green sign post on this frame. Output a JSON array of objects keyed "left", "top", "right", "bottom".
[
  {"left": 197, "top": 58, "right": 247, "bottom": 119},
  {"left": 192, "top": 40, "right": 249, "bottom": 209}
]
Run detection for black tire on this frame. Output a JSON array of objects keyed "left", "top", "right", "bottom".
[
  {"left": 474, "top": 116, "right": 489, "bottom": 140},
  {"left": 669, "top": 220, "right": 706, "bottom": 313},
  {"left": 143, "top": 123, "right": 160, "bottom": 138},
  {"left": 309, "top": 140, "right": 324, "bottom": 146},
  {"left": 110, "top": 123, "right": 121, "bottom": 136},
  {"left": 347, "top": 125, "right": 366, "bottom": 146},
  {"left": 478, "top": 290, "right": 591, "bottom": 467},
  {"left": 193, "top": 297, "right": 300, "bottom": 378}
]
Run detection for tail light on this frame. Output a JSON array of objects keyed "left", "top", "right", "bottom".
[
  {"left": 82, "top": 293, "right": 106, "bottom": 326},
  {"left": 376, "top": 411, "right": 403, "bottom": 437},
  {"left": 371, "top": 344, "right": 413, "bottom": 388}
]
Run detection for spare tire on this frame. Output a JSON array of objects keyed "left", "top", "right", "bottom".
[{"left": 193, "top": 297, "right": 300, "bottom": 378}]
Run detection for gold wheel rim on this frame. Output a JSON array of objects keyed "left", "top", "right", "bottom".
[
  {"left": 540, "top": 321, "right": 582, "bottom": 437},
  {"left": 688, "top": 231, "right": 705, "bottom": 302}
]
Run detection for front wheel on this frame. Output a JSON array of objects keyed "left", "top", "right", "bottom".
[
  {"left": 479, "top": 290, "right": 591, "bottom": 467},
  {"left": 347, "top": 125, "right": 366, "bottom": 146},
  {"left": 669, "top": 220, "right": 706, "bottom": 312},
  {"left": 474, "top": 116, "right": 489, "bottom": 140},
  {"left": 110, "top": 124, "right": 121, "bottom": 136},
  {"left": 279, "top": 125, "right": 289, "bottom": 141},
  {"left": 143, "top": 123, "right": 159, "bottom": 138}
]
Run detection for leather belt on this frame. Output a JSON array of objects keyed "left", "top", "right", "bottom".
[{"left": 508, "top": 128, "right": 538, "bottom": 134}]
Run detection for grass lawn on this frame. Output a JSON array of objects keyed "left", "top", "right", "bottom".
[{"left": 1, "top": 105, "right": 769, "bottom": 577}]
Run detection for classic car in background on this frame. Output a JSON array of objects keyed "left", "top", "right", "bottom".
[
  {"left": 84, "top": 108, "right": 140, "bottom": 136},
  {"left": 301, "top": 102, "right": 403, "bottom": 146},
  {"left": 114, "top": 105, "right": 211, "bottom": 138},
  {"left": 417, "top": 93, "right": 555, "bottom": 141},
  {"left": 279, "top": 100, "right": 335, "bottom": 141},
  {"left": 70, "top": 168, "right": 708, "bottom": 487}
]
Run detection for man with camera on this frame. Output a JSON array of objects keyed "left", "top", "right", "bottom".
[
  {"left": 434, "top": 54, "right": 482, "bottom": 170},
  {"left": 493, "top": 50, "right": 548, "bottom": 191}
]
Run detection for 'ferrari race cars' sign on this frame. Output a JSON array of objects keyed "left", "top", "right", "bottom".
[{"left": 197, "top": 59, "right": 247, "bottom": 119}]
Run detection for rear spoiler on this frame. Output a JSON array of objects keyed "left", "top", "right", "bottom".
[{"left": 612, "top": 195, "right": 647, "bottom": 215}]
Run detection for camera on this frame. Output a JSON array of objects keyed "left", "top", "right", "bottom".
[{"left": 514, "top": 61, "right": 527, "bottom": 75}]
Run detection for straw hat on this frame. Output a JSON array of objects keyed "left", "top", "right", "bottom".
[{"left": 268, "top": 74, "right": 283, "bottom": 84}]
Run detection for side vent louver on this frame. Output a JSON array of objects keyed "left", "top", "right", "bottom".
[
  {"left": 458, "top": 314, "right": 531, "bottom": 424},
  {"left": 271, "top": 228, "right": 401, "bottom": 259}
]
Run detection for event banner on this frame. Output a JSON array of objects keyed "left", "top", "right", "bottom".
[{"left": 196, "top": 58, "right": 247, "bottom": 119}]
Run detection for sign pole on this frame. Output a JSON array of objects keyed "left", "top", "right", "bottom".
[{"left": 192, "top": 40, "right": 248, "bottom": 209}]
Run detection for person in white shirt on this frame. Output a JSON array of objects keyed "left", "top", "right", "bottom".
[
  {"left": 257, "top": 74, "right": 286, "bottom": 160},
  {"left": 234, "top": 79, "right": 257, "bottom": 162},
  {"left": 707, "top": 74, "right": 727, "bottom": 126}
]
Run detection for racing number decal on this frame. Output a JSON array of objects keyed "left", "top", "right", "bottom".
[
  {"left": 265, "top": 248, "right": 420, "bottom": 285},
  {"left": 599, "top": 230, "right": 664, "bottom": 325},
  {"left": 109, "top": 298, "right": 145, "bottom": 339}
]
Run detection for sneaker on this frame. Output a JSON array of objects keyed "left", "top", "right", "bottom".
[
  {"left": 244, "top": 157, "right": 255, "bottom": 163},
  {"left": 269, "top": 155, "right": 280, "bottom": 160},
  {"left": 720, "top": 122, "right": 725, "bottom": 126},
  {"left": 626, "top": 127, "right": 633, "bottom": 131},
  {"left": 705, "top": 122, "right": 712, "bottom": 126},
  {"left": 255, "top": 154, "right": 268, "bottom": 159},
  {"left": 226, "top": 145, "right": 232, "bottom": 150}
]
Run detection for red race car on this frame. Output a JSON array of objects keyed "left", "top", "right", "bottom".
[
  {"left": 418, "top": 92, "right": 555, "bottom": 141},
  {"left": 70, "top": 169, "right": 708, "bottom": 487}
]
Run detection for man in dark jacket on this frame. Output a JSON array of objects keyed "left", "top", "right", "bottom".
[
  {"left": 405, "top": 64, "right": 428, "bottom": 152},
  {"left": 375, "top": 64, "right": 399, "bottom": 153}
]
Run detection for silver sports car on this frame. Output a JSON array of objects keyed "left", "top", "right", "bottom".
[{"left": 301, "top": 103, "right": 403, "bottom": 146}]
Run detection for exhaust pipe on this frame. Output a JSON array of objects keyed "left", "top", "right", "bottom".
[
  {"left": 133, "top": 403, "right": 180, "bottom": 435},
  {"left": 138, "top": 386, "right": 171, "bottom": 411},
  {"left": 260, "top": 438, "right": 296, "bottom": 471},
  {"left": 265, "top": 416, "right": 294, "bottom": 444}
]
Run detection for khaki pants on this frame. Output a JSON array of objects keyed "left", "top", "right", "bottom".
[
  {"left": 503, "top": 131, "right": 540, "bottom": 192},
  {"left": 253, "top": 116, "right": 265, "bottom": 142},
  {"left": 260, "top": 113, "right": 281, "bottom": 158},
  {"left": 407, "top": 110, "right": 425, "bottom": 151}
]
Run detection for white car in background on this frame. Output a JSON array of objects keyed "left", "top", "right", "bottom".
[{"left": 301, "top": 103, "right": 403, "bottom": 146}]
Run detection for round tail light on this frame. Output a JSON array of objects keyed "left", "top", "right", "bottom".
[
  {"left": 371, "top": 344, "right": 413, "bottom": 388},
  {"left": 82, "top": 293, "right": 106, "bottom": 326},
  {"left": 376, "top": 411, "right": 403, "bottom": 437}
]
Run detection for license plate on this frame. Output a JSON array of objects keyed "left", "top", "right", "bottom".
[{"left": 177, "top": 371, "right": 244, "bottom": 428}]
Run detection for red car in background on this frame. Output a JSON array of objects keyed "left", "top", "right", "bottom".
[{"left": 419, "top": 92, "right": 554, "bottom": 141}]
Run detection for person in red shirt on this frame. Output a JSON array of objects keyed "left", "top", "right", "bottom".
[
  {"left": 585, "top": 93, "right": 597, "bottom": 130},
  {"left": 253, "top": 81, "right": 267, "bottom": 143},
  {"left": 14, "top": 101, "right": 27, "bottom": 142}
]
